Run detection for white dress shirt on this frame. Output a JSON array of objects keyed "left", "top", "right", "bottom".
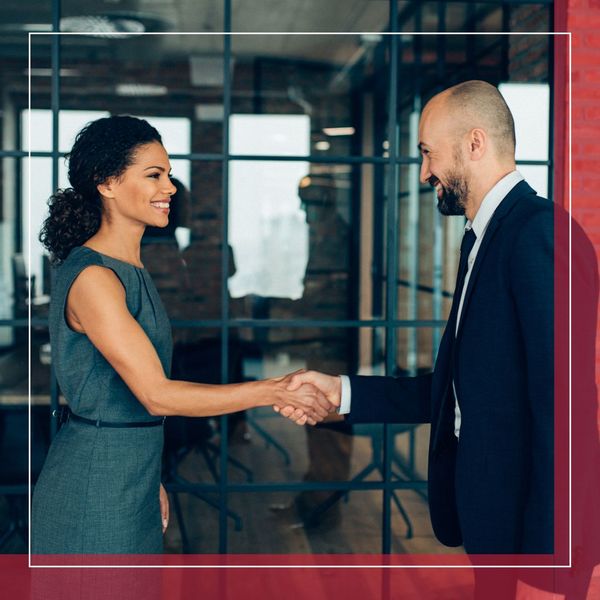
[{"left": 339, "top": 170, "right": 524, "bottom": 437}]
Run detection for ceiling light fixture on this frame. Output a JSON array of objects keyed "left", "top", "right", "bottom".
[
  {"left": 116, "top": 84, "right": 168, "bottom": 97},
  {"left": 26, "top": 68, "right": 81, "bottom": 77},
  {"left": 0, "top": 23, "right": 52, "bottom": 32},
  {"left": 60, "top": 15, "right": 145, "bottom": 38},
  {"left": 323, "top": 127, "right": 355, "bottom": 137}
]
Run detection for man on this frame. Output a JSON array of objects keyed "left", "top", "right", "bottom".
[{"left": 281, "top": 80, "right": 554, "bottom": 554}]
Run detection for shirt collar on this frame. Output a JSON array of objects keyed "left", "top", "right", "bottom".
[{"left": 465, "top": 170, "right": 524, "bottom": 237}]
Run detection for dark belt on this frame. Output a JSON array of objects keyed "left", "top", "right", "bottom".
[{"left": 52, "top": 406, "right": 165, "bottom": 428}]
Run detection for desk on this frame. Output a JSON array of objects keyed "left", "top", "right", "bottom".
[{"left": 0, "top": 394, "right": 65, "bottom": 408}]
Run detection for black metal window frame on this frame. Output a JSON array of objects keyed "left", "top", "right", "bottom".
[{"left": 0, "top": 0, "right": 554, "bottom": 554}]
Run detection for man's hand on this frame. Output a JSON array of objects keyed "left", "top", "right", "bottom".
[
  {"left": 270, "top": 373, "right": 336, "bottom": 426},
  {"left": 274, "top": 370, "right": 342, "bottom": 425}
]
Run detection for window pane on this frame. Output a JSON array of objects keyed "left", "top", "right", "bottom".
[
  {"left": 517, "top": 165, "right": 549, "bottom": 200},
  {"left": 499, "top": 83, "right": 550, "bottom": 162},
  {"left": 396, "top": 162, "right": 462, "bottom": 327},
  {"left": 0, "top": 158, "right": 19, "bottom": 322},
  {"left": 58, "top": 34, "right": 224, "bottom": 154},
  {"left": 231, "top": 34, "right": 390, "bottom": 158},
  {"left": 21, "top": 157, "right": 52, "bottom": 296},
  {"left": 228, "top": 163, "right": 383, "bottom": 320},
  {"left": 143, "top": 162, "right": 223, "bottom": 322},
  {"left": 24, "top": 36, "right": 53, "bottom": 150}
]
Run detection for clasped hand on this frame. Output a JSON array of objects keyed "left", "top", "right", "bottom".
[{"left": 271, "top": 370, "right": 342, "bottom": 426}]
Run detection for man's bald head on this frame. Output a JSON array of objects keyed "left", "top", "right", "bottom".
[{"left": 426, "top": 80, "right": 516, "bottom": 162}]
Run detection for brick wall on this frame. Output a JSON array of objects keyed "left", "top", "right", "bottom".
[{"left": 564, "top": 0, "right": 600, "bottom": 384}]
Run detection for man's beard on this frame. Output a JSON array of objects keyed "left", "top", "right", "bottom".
[{"left": 435, "top": 170, "right": 469, "bottom": 216}]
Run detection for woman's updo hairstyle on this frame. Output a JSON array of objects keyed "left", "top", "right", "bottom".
[{"left": 39, "top": 115, "right": 162, "bottom": 263}]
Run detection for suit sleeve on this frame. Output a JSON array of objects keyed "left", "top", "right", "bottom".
[
  {"left": 510, "top": 206, "right": 555, "bottom": 553},
  {"left": 345, "top": 373, "right": 432, "bottom": 424}
]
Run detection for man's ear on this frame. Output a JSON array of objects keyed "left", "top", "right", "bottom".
[{"left": 468, "top": 128, "right": 487, "bottom": 161}]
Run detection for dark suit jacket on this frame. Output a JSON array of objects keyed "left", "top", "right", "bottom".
[{"left": 347, "top": 180, "right": 554, "bottom": 554}]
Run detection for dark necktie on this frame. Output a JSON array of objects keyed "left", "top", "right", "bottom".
[
  {"left": 448, "top": 228, "right": 477, "bottom": 335},
  {"left": 435, "top": 227, "right": 478, "bottom": 447}
]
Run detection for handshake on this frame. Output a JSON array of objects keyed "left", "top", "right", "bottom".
[{"left": 270, "top": 370, "right": 342, "bottom": 426}]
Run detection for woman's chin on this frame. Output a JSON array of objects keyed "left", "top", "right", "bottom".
[{"left": 150, "top": 216, "right": 170, "bottom": 228}]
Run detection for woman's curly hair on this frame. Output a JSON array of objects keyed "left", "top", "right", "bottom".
[{"left": 39, "top": 115, "right": 162, "bottom": 263}]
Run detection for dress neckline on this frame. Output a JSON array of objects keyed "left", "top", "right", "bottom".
[{"left": 79, "top": 246, "right": 146, "bottom": 270}]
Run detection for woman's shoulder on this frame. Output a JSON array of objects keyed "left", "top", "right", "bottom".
[
  {"left": 53, "top": 246, "right": 143, "bottom": 316},
  {"left": 55, "top": 246, "right": 104, "bottom": 277},
  {"left": 56, "top": 246, "right": 138, "bottom": 291},
  {"left": 61, "top": 246, "right": 143, "bottom": 275}
]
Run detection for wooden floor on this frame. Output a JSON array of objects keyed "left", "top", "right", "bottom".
[{"left": 161, "top": 407, "right": 465, "bottom": 555}]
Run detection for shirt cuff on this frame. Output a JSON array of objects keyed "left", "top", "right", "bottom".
[{"left": 338, "top": 375, "right": 351, "bottom": 415}]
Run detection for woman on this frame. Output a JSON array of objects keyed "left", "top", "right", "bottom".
[{"left": 33, "top": 115, "right": 330, "bottom": 554}]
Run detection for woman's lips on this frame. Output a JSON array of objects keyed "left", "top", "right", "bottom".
[{"left": 151, "top": 201, "right": 170, "bottom": 213}]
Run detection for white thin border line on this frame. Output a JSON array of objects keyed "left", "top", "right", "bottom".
[
  {"left": 28, "top": 564, "right": 573, "bottom": 570},
  {"left": 28, "top": 31, "right": 570, "bottom": 36},
  {"left": 568, "top": 30, "right": 573, "bottom": 572},
  {"left": 27, "top": 30, "right": 571, "bottom": 570},
  {"left": 27, "top": 31, "right": 33, "bottom": 566}
]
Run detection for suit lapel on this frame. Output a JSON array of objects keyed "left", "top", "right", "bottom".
[{"left": 455, "top": 180, "right": 536, "bottom": 343}]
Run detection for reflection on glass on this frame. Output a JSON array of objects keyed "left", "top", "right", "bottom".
[
  {"left": 229, "top": 163, "right": 383, "bottom": 321},
  {"left": 227, "top": 491, "right": 383, "bottom": 553}
]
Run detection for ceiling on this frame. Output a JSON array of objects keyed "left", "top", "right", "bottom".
[
  {"left": 0, "top": 1, "right": 551, "bottom": 63},
  {"left": 0, "top": 0, "right": 389, "bottom": 63}
]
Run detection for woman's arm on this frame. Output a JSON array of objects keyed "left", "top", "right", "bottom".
[{"left": 66, "top": 266, "right": 332, "bottom": 422}]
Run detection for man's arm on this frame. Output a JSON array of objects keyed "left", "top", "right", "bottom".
[
  {"left": 282, "top": 370, "right": 432, "bottom": 425},
  {"left": 510, "top": 207, "right": 555, "bottom": 553},
  {"left": 345, "top": 374, "right": 432, "bottom": 424}
]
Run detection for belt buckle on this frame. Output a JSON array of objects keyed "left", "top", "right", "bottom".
[{"left": 51, "top": 406, "right": 70, "bottom": 426}]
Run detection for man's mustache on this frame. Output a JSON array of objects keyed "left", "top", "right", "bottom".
[{"left": 428, "top": 175, "right": 440, "bottom": 188}]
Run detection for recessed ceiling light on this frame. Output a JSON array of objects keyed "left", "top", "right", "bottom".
[
  {"left": 323, "top": 127, "right": 355, "bottom": 137},
  {"left": 314, "top": 140, "right": 330, "bottom": 151}
]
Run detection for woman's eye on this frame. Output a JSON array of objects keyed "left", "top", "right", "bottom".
[{"left": 148, "top": 173, "right": 160, "bottom": 179}]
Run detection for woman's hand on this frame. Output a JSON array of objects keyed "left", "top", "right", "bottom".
[
  {"left": 160, "top": 483, "right": 169, "bottom": 534},
  {"left": 269, "top": 374, "right": 337, "bottom": 425}
]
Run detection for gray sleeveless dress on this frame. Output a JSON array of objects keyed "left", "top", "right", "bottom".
[{"left": 32, "top": 246, "right": 172, "bottom": 554}]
